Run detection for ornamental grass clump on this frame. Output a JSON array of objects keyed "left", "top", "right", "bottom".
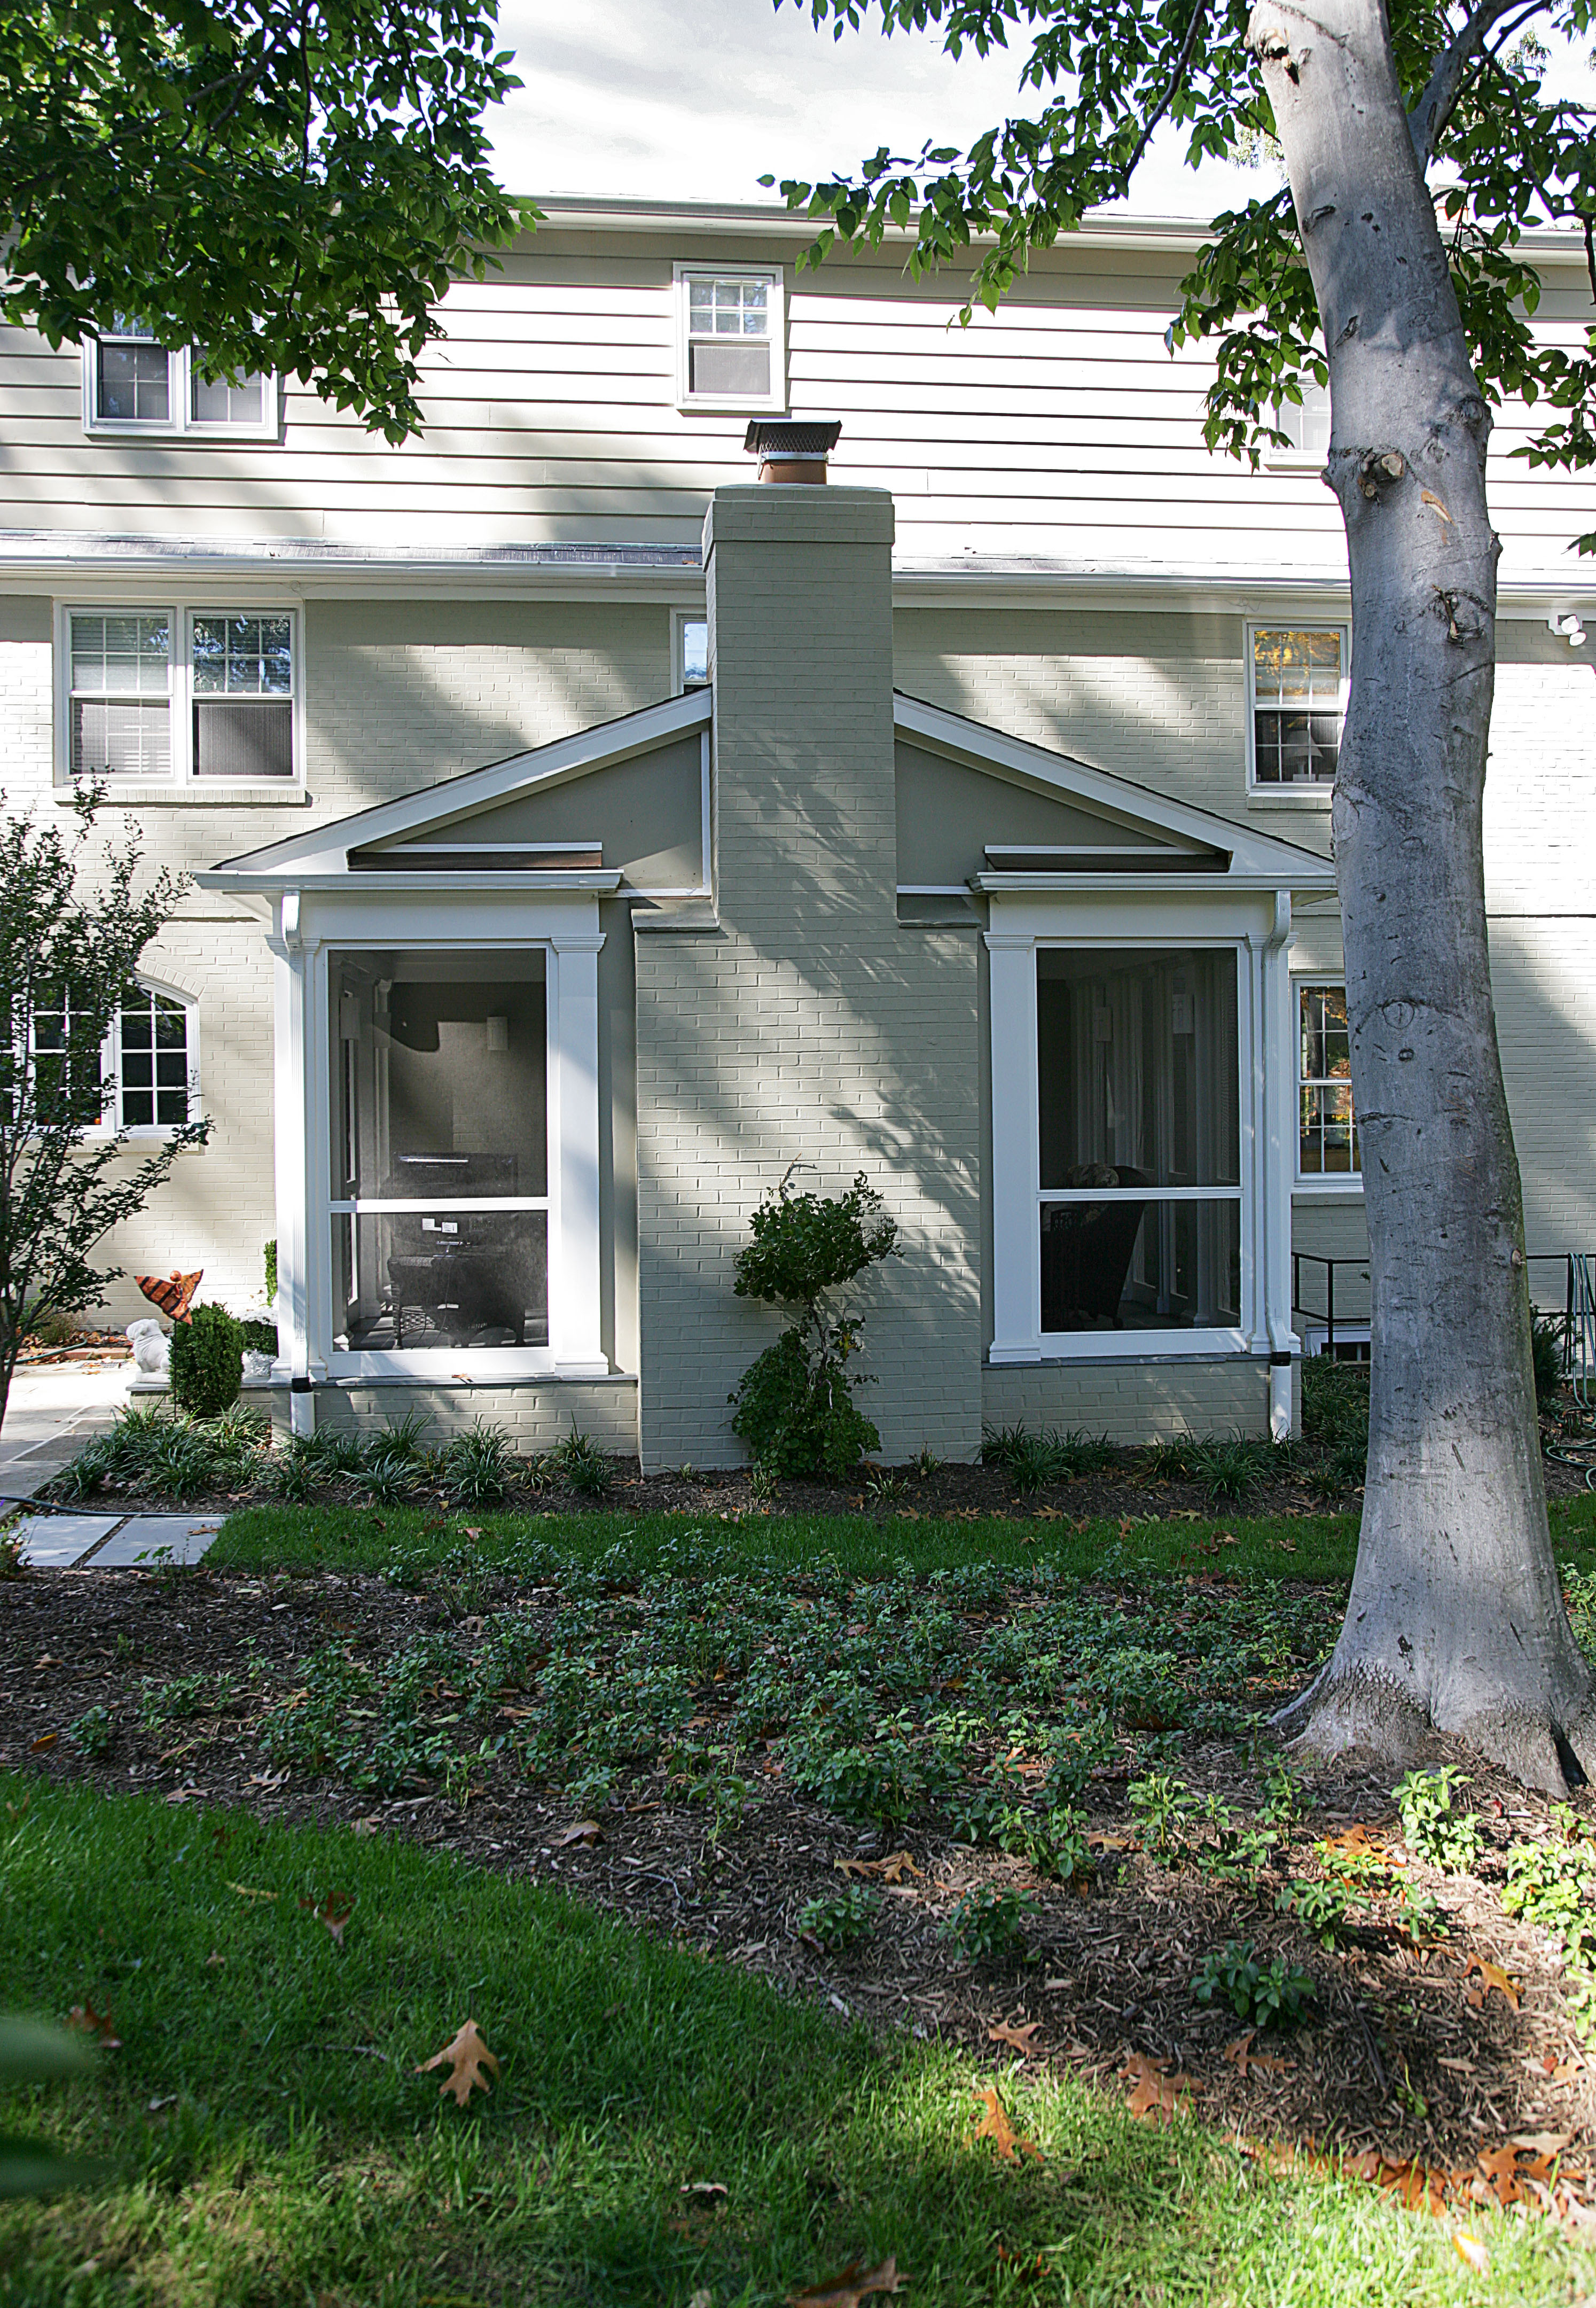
[{"left": 729, "top": 1169, "right": 899, "bottom": 1479}]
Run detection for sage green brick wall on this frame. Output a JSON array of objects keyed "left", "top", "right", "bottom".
[
  {"left": 982, "top": 1356, "right": 1294, "bottom": 1442},
  {"left": 634, "top": 487, "right": 983, "bottom": 1469}
]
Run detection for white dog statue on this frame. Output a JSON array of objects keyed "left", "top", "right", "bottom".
[{"left": 126, "top": 1318, "right": 170, "bottom": 1376}]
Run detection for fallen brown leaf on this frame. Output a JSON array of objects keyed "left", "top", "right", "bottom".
[
  {"left": 300, "top": 1892, "right": 354, "bottom": 1946},
  {"left": 988, "top": 2021, "right": 1043, "bottom": 2059},
  {"left": 34, "top": 1654, "right": 61, "bottom": 1671},
  {"left": 838, "top": 1851, "right": 922, "bottom": 1884},
  {"left": 29, "top": 1732, "right": 58, "bottom": 1752},
  {"left": 786, "top": 2256, "right": 906, "bottom": 2307},
  {"left": 1223, "top": 2030, "right": 1290, "bottom": 2079},
  {"left": 1512, "top": 2130, "right": 1573, "bottom": 2156},
  {"left": 1453, "top": 2233, "right": 1489, "bottom": 2274},
  {"left": 1121, "top": 2051, "right": 1201, "bottom": 2124},
  {"left": 555, "top": 1820, "right": 602, "bottom": 1849},
  {"left": 679, "top": 2180, "right": 728, "bottom": 2201},
  {"left": 1320, "top": 1824, "right": 1399, "bottom": 1863},
  {"left": 205, "top": 1951, "right": 226, "bottom": 1968},
  {"left": 1466, "top": 1958, "right": 1520, "bottom": 2011},
  {"left": 416, "top": 2018, "right": 499, "bottom": 2107},
  {"left": 226, "top": 1882, "right": 278, "bottom": 1902},
  {"left": 66, "top": 1999, "right": 121, "bottom": 2048},
  {"left": 1476, "top": 2146, "right": 1525, "bottom": 2209},
  {"left": 971, "top": 2085, "right": 1042, "bottom": 2162}
]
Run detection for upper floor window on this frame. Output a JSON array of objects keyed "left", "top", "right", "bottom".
[
  {"left": 1267, "top": 379, "right": 1331, "bottom": 463},
  {"left": 1297, "top": 981, "right": 1359, "bottom": 1180},
  {"left": 1247, "top": 624, "right": 1347, "bottom": 791},
  {"left": 674, "top": 266, "right": 785, "bottom": 412},
  {"left": 62, "top": 606, "right": 299, "bottom": 789},
  {"left": 84, "top": 323, "right": 279, "bottom": 440}
]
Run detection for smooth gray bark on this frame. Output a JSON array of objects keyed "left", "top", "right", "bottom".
[{"left": 1250, "top": 0, "right": 1596, "bottom": 1790}]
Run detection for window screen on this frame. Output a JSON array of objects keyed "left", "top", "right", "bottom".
[
  {"left": 192, "top": 367, "right": 266, "bottom": 425},
  {"left": 1298, "top": 983, "right": 1359, "bottom": 1174},
  {"left": 191, "top": 614, "right": 294, "bottom": 777}
]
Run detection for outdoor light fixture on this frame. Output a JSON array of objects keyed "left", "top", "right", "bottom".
[
  {"left": 1548, "top": 610, "right": 1587, "bottom": 648},
  {"left": 485, "top": 1015, "right": 508, "bottom": 1052}
]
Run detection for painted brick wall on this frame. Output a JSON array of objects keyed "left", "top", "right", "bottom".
[
  {"left": 287, "top": 1376, "right": 639, "bottom": 1452},
  {"left": 635, "top": 487, "right": 984, "bottom": 1469},
  {"left": 983, "top": 1356, "right": 1292, "bottom": 1441}
]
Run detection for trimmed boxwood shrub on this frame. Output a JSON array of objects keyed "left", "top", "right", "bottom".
[{"left": 169, "top": 1303, "right": 244, "bottom": 1418}]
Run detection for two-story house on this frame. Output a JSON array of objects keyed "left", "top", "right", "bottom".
[{"left": 2, "top": 198, "right": 1591, "bottom": 1465}]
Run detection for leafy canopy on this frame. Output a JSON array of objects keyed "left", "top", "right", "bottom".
[
  {"left": 0, "top": 0, "right": 523, "bottom": 442},
  {"left": 769, "top": 0, "right": 1596, "bottom": 546}
]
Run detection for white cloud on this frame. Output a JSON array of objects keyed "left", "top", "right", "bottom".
[{"left": 484, "top": 0, "right": 1594, "bottom": 226}]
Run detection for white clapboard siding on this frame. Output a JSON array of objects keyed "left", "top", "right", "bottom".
[{"left": 0, "top": 212, "right": 1590, "bottom": 575}]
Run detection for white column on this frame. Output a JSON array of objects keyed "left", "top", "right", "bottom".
[
  {"left": 987, "top": 929, "right": 1042, "bottom": 1362},
  {"left": 270, "top": 898, "right": 316, "bottom": 1433},
  {"left": 548, "top": 933, "right": 607, "bottom": 1376}
]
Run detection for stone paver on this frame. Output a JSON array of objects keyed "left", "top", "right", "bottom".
[
  {"left": 0, "top": 1360, "right": 133, "bottom": 1500},
  {"left": 87, "top": 1516, "right": 224, "bottom": 1568},
  {"left": 11, "top": 1513, "right": 127, "bottom": 1567}
]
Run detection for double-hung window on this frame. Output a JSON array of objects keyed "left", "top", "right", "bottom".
[
  {"left": 63, "top": 607, "right": 299, "bottom": 788},
  {"left": 1247, "top": 625, "right": 1347, "bottom": 791},
  {"left": 84, "top": 322, "right": 279, "bottom": 440},
  {"left": 1037, "top": 948, "right": 1242, "bottom": 1335},
  {"left": 1296, "top": 981, "right": 1359, "bottom": 1180},
  {"left": 675, "top": 266, "right": 785, "bottom": 411}
]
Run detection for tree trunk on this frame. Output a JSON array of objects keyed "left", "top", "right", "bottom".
[{"left": 1250, "top": 0, "right": 1596, "bottom": 1790}]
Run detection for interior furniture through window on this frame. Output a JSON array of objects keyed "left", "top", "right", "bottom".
[{"left": 328, "top": 954, "right": 549, "bottom": 1353}]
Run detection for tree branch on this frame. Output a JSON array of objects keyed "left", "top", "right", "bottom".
[
  {"left": 1116, "top": 0, "right": 1211, "bottom": 189},
  {"left": 1409, "top": 0, "right": 1533, "bottom": 163}
]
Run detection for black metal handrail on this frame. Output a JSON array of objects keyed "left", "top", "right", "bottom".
[{"left": 1292, "top": 1249, "right": 1595, "bottom": 1362}]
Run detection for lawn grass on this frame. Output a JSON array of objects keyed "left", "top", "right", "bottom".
[
  {"left": 3, "top": 1777, "right": 1592, "bottom": 2308},
  {"left": 208, "top": 1491, "right": 1596, "bottom": 1589}
]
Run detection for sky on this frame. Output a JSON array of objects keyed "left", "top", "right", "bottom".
[
  {"left": 486, "top": 0, "right": 1263, "bottom": 215},
  {"left": 485, "top": 0, "right": 1596, "bottom": 221}
]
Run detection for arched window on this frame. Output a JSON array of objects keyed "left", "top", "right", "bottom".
[{"left": 108, "top": 985, "right": 197, "bottom": 1132}]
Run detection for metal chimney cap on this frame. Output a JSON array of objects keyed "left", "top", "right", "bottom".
[{"left": 743, "top": 418, "right": 843, "bottom": 459}]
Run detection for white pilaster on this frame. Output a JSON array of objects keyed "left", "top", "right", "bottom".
[
  {"left": 549, "top": 933, "right": 607, "bottom": 1375},
  {"left": 987, "top": 930, "right": 1042, "bottom": 1361}
]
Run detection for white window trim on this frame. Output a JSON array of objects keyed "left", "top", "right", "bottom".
[
  {"left": 987, "top": 889, "right": 1296, "bottom": 1381},
  {"left": 50, "top": 979, "right": 201, "bottom": 1143},
  {"left": 55, "top": 601, "right": 304, "bottom": 797},
  {"left": 1244, "top": 619, "right": 1348, "bottom": 806},
  {"left": 1261, "top": 383, "right": 1331, "bottom": 472},
  {"left": 674, "top": 608, "right": 710, "bottom": 693},
  {"left": 1293, "top": 973, "right": 1363, "bottom": 1194},
  {"left": 82, "top": 340, "right": 282, "bottom": 443},
  {"left": 672, "top": 262, "right": 786, "bottom": 415},
  {"left": 271, "top": 887, "right": 608, "bottom": 1386}
]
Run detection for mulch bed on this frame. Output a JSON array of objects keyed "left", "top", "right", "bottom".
[
  {"left": 44, "top": 1439, "right": 1596, "bottom": 1523},
  {"left": 4, "top": 1557, "right": 1594, "bottom": 2217}
]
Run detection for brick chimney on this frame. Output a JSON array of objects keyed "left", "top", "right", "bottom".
[{"left": 631, "top": 470, "right": 983, "bottom": 1472}]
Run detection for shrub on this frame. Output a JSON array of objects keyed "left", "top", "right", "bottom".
[
  {"left": 796, "top": 1885, "right": 881, "bottom": 1952},
  {"left": 169, "top": 1303, "right": 244, "bottom": 1418},
  {"left": 729, "top": 1171, "right": 898, "bottom": 1479},
  {"left": 940, "top": 1884, "right": 1038, "bottom": 1965},
  {"left": 1531, "top": 1311, "right": 1564, "bottom": 1407},
  {"left": 1301, "top": 1357, "right": 1370, "bottom": 1451},
  {"left": 263, "top": 1238, "right": 278, "bottom": 1303},
  {"left": 240, "top": 1319, "right": 278, "bottom": 1358},
  {"left": 1140, "top": 1433, "right": 1204, "bottom": 1482},
  {"left": 1274, "top": 1877, "right": 1359, "bottom": 1950},
  {"left": 1192, "top": 1940, "right": 1315, "bottom": 2028},
  {"left": 1392, "top": 1767, "right": 1483, "bottom": 1873},
  {"left": 67, "top": 1704, "right": 115, "bottom": 1758}
]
